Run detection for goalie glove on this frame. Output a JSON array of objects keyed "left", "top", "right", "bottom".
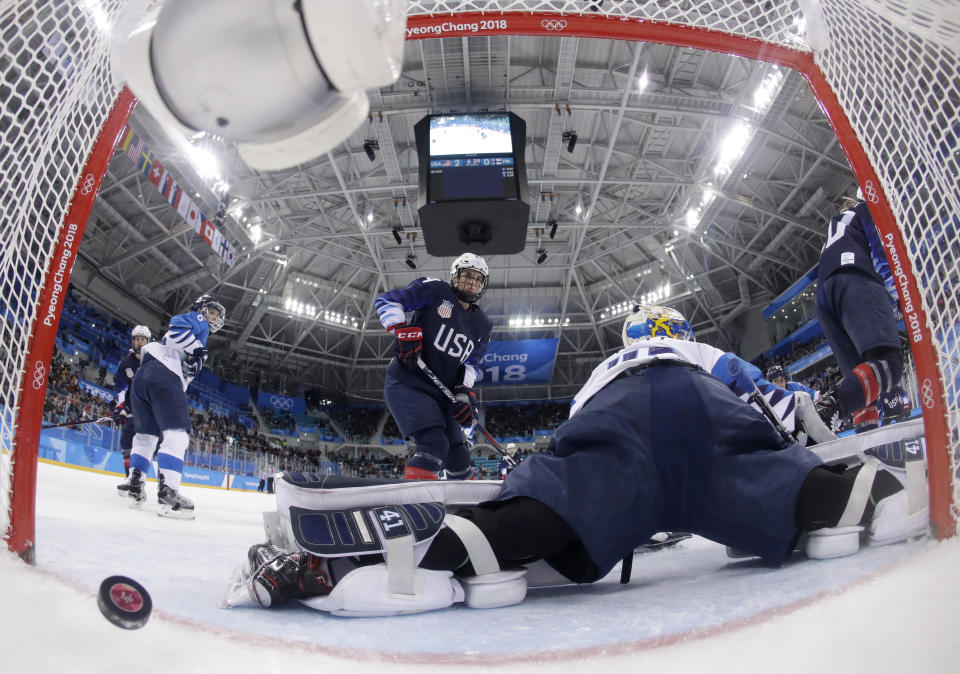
[
  {"left": 388, "top": 322, "right": 423, "bottom": 370},
  {"left": 450, "top": 385, "right": 478, "bottom": 427}
]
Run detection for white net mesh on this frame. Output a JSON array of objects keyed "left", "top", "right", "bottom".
[
  {"left": 0, "top": 0, "right": 124, "bottom": 541},
  {"left": 2, "top": 0, "right": 958, "bottom": 541}
]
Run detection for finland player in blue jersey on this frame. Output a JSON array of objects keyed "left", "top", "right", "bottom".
[
  {"left": 375, "top": 253, "right": 493, "bottom": 480},
  {"left": 241, "top": 305, "right": 925, "bottom": 616},
  {"left": 116, "top": 295, "right": 226, "bottom": 518},
  {"left": 112, "top": 324, "right": 151, "bottom": 477},
  {"left": 814, "top": 194, "right": 905, "bottom": 433}
]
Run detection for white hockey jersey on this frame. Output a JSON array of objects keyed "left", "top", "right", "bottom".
[{"left": 569, "top": 337, "right": 798, "bottom": 433}]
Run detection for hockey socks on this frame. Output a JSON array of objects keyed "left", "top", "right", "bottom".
[{"left": 836, "top": 349, "right": 904, "bottom": 417}]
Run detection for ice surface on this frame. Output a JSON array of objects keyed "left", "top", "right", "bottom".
[{"left": 1, "top": 461, "right": 958, "bottom": 673}]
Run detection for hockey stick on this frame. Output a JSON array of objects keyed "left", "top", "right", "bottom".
[
  {"left": 41, "top": 415, "right": 112, "bottom": 430},
  {"left": 415, "top": 356, "right": 517, "bottom": 467}
]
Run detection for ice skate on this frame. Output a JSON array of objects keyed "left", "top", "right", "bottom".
[
  {"left": 116, "top": 468, "right": 146, "bottom": 507},
  {"left": 157, "top": 475, "right": 196, "bottom": 520},
  {"left": 245, "top": 543, "right": 334, "bottom": 608}
]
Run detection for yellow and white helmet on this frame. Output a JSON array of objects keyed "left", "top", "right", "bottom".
[{"left": 622, "top": 304, "right": 694, "bottom": 346}]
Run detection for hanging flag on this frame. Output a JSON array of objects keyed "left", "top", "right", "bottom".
[
  {"left": 148, "top": 158, "right": 165, "bottom": 187},
  {"left": 161, "top": 175, "right": 174, "bottom": 200},
  {"left": 115, "top": 123, "right": 238, "bottom": 267},
  {"left": 126, "top": 133, "right": 143, "bottom": 162}
]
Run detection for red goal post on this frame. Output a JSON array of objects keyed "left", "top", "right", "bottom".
[{"left": 2, "top": 1, "right": 958, "bottom": 562}]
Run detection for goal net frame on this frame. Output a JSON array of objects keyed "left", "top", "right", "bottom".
[{"left": 3, "top": 1, "right": 957, "bottom": 563}]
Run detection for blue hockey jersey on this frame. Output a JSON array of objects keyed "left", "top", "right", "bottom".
[
  {"left": 113, "top": 351, "right": 142, "bottom": 405},
  {"left": 140, "top": 311, "right": 210, "bottom": 390},
  {"left": 376, "top": 277, "right": 492, "bottom": 388},
  {"left": 817, "top": 201, "right": 897, "bottom": 305}
]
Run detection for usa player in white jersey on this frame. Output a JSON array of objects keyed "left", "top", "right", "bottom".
[
  {"left": 239, "top": 305, "right": 923, "bottom": 617},
  {"left": 375, "top": 253, "right": 493, "bottom": 480},
  {"left": 117, "top": 295, "right": 226, "bottom": 518}
]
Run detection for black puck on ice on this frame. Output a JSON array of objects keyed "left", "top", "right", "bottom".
[{"left": 97, "top": 576, "right": 152, "bottom": 630}]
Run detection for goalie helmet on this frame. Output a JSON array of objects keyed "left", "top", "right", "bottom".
[
  {"left": 131, "top": 325, "right": 151, "bottom": 340},
  {"left": 190, "top": 294, "right": 226, "bottom": 333},
  {"left": 449, "top": 253, "right": 489, "bottom": 304},
  {"left": 622, "top": 304, "right": 694, "bottom": 346}
]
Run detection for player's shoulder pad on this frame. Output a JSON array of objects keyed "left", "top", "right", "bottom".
[{"left": 172, "top": 311, "right": 210, "bottom": 339}]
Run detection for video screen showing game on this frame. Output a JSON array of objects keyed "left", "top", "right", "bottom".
[{"left": 429, "top": 114, "right": 513, "bottom": 156}]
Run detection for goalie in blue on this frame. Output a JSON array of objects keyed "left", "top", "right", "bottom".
[
  {"left": 237, "top": 305, "right": 926, "bottom": 617},
  {"left": 116, "top": 294, "right": 226, "bottom": 519}
]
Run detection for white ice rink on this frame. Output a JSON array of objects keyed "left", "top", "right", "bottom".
[{"left": 2, "top": 460, "right": 959, "bottom": 673}]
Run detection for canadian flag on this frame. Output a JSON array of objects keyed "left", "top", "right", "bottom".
[{"left": 148, "top": 158, "right": 165, "bottom": 187}]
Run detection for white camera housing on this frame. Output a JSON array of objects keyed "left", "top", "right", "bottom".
[{"left": 112, "top": 0, "right": 407, "bottom": 170}]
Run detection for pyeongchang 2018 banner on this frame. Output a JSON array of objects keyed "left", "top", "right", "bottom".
[
  {"left": 256, "top": 391, "right": 306, "bottom": 415},
  {"left": 475, "top": 339, "right": 559, "bottom": 386}
]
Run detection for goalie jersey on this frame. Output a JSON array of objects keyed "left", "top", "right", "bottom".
[
  {"left": 140, "top": 311, "right": 210, "bottom": 391},
  {"left": 570, "top": 337, "right": 799, "bottom": 433}
]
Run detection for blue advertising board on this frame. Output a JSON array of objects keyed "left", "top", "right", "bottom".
[
  {"left": 256, "top": 391, "right": 306, "bottom": 415},
  {"left": 476, "top": 339, "right": 558, "bottom": 386}
]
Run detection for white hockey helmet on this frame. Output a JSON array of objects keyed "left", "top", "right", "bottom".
[
  {"left": 112, "top": 0, "right": 406, "bottom": 171},
  {"left": 450, "top": 253, "right": 489, "bottom": 304},
  {"left": 506, "top": 442, "right": 518, "bottom": 456},
  {"left": 131, "top": 325, "right": 151, "bottom": 340},
  {"left": 622, "top": 304, "right": 695, "bottom": 346}
]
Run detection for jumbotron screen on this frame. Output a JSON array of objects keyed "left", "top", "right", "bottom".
[
  {"left": 429, "top": 114, "right": 513, "bottom": 155},
  {"left": 426, "top": 114, "right": 519, "bottom": 202}
]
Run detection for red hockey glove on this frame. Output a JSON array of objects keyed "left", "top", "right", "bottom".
[
  {"left": 389, "top": 322, "right": 423, "bottom": 368},
  {"left": 450, "top": 385, "right": 477, "bottom": 427}
]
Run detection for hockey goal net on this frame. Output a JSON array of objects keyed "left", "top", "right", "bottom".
[{"left": 2, "top": 0, "right": 958, "bottom": 561}]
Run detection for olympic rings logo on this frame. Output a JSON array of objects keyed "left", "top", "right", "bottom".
[
  {"left": 920, "top": 378, "right": 936, "bottom": 409},
  {"left": 862, "top": 180, "right": 880, "bottom": 204},
  {"left": 541, "top": 19, "right": 567, "bottom": 31},
  {"left": 31, "top": 361, "right": 46, "bottom": 390},
  {"left": 78, "top": 173, "right": 96, "bottom": 196},
  {"left": 270, "top": 396, "right": 294, "bottom": 410}
]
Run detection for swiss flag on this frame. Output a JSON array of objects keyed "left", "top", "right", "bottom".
[{"left": 148, "top": 158, "right": 165, "bottom": 187}]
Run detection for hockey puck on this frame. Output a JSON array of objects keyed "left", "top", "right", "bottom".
[{"left": 97, "top": 576, "right": 152, "bottom": 630}]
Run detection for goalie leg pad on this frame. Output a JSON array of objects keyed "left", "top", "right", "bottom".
[
  {"left": 805, "top": 458, "right": 878, "bottom": 559},
  {"left": 459, "top": 570, "right": 527, "bottom": 609},
  {"left": 299, "top": 564, "right": 463, "bottom": 617},
  {"left": 805, "top": 525, "right": 863, "bottom": 559},
  {"left": 276, "top": 472, "right": 502, "bottom": 512},
  {"left": 868, "top": 490, "right": 928, "bottom": 546}
]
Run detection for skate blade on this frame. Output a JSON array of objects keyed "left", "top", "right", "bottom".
[
  {"left": 127, "top": 498, "right": 146, "bottom": 510},
  {"left": 157, "top": 505, "right": 196, "bottom": 520},
  {"left": 219, "top": 563, "right": 257, "bottom": 609}
]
